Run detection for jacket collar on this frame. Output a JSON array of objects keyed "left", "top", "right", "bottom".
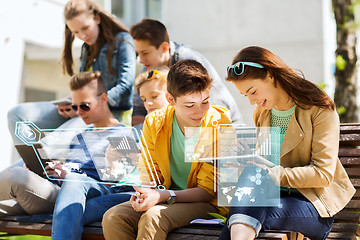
[
  {"left": 257, "top": 106, "right": 304, "bottom": 158},
  {"left": 151, "top": 105, "right": 175, "bottom": 136},
  {"left": 281, "top": 109, "right": 304, "bottom": 158}
]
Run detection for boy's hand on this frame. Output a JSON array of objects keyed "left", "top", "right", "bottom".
[
  {"left": 56, "top": 104, "right": 77, "bottom": 119},
  {"left": 105, "top": 144, "right": 121, "bottom": 168},
  {"left": 130, "top": 186, "right": 169, "bottom": 212},
  {"left": 44, "top": 161, "right": 70, "bottom": 179}
]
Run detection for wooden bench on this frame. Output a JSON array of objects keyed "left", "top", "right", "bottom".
[{"left": 0, "top": 123, "right": 359, "bottom": 240}]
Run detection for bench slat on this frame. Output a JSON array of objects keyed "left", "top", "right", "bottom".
[
  {"left": 340, "top": 125, "right": 360, "bottom": 134},
  {"left": 341, "top": 169, "right": 360, "bottom": 178},
  {"left": 333, "top": 211, "right": 360, "bottom": 222},
  {"left": 257, "top": 232, "right": 288, "bottom": 240},
  {"left": 0, "top": 220, "right": 51, "bottom": 236},
  {"left": 169, "top": 226, "right": 221, "bottom": 236},
  {"left": 339, "top": 134, "right": 360, "bottom": 146},
  {"left": 81, "top": 230, "right": 104, "bottom": 240},
  {"left": 168, "top": 233, "right": 219, "bottom": 240},
  {"left": 345, "top": 168, "right": 360, "bottom": 179},
  {"left": 339, "top": 148, "right": 360, "bottom": 157},
  {"left": 327, "top": 232, "right": 358, "bottom": 240},
  {"left": 0, "top": 219, "right": 105, "bottom": 240},
  {"left": 330, "top": 223, "right": 360, "bottom": 235},
  {"left": 353, "top": 188, "right": 360, "bottom": 198},
  {"left": 343, "top": 199, "right": 360, "bottom": 209},
  {"left": 340, "top": 157, "right": 360, "bottom": 166},
  {"left": 350, "top": 178, "right": 360, "bottom": 188}
]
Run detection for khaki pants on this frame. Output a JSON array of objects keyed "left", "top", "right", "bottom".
[
  {"left": 0, "top": 167, "right": 60, "bottom": 217},
  {"left": 102, "top": 201, "right": 218, "bottom": 240}
]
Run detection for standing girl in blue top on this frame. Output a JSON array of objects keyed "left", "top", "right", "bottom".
[
  {"left": 8, "top": 0, "right": 136, "bottom": 144},
  {"left": 220, "top": 46, "right": 355, "bottom": 240},
  {"left": 63, "top": 0, "right": 135, "bottom": 126}
]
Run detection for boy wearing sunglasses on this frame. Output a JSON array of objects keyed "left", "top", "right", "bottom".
[
  {"left": 50, "top": 71, "right": 137, "bottom": 240},
  {"left": 0, "top": 72, "right": 134, "bottom": 239},
  {"left": 102, "top": 60, "right": 231, "bottom": 240},
  {"left": 130, "top": 18, "right": 243, "bottom": 126}
]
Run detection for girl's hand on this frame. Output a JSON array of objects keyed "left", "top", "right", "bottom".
[
  {"left": 236, "top": 139, "right": 252, "bottom": 154},
  {"left": 248, "top": 161, "right": 269, "bottom": 173}
]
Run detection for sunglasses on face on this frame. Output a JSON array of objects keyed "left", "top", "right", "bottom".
[
  {"left": 71, "top": 94, "right": 101, "bottom": 112},
  {"left": 226, "top": 61, "right": 264, "bottom": 78},
  {"left": 135, "top": 70, "right": 165, "bottom": 85}
]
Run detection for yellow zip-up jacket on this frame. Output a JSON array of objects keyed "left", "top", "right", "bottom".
[
  {"left": 138, "top": 105, "right": 231, "bottom": 216},
  {"left": 254, "top": 105, "right": 355, "bottom": 217}
]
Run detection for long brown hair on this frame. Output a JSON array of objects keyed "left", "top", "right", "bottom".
[
  {"left": 227, "top": 46, "right": 335, "bottom": 110},
  {"left": 62, "top": 0, "right": 128, "bottom": 76}
]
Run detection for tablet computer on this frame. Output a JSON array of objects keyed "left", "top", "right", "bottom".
[
  {"left": 107, "top": 136, "right": 140, "bottom": 156},
  {"left": 15, "top": 144, "right": 51, "bottom": 177},
  {"left": 200, "top": 154, "right": 275, "bottom": 167}
]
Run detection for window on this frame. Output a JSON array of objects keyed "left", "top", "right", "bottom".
[
  {"left": 110, "top": 0, "right": 162, "bottom": 27},
  {"left": 25, "top": 88, "right": 56, "bottom": 102}
]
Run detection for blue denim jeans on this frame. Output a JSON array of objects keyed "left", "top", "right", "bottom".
[
  {"left": 219, "top": 166, "right": 333, "bottom": 240},
  {"left": 51, "top": 173, "right": 134, "bottom": 240}
]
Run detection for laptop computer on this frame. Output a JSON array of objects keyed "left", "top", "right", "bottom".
[{"left": 15, "top": 144, "right": 51, "bottom": 177}]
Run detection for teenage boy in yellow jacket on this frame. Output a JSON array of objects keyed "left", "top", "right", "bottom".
[{"left": 102, "top": 59, "right": 231, "bottom": 240}]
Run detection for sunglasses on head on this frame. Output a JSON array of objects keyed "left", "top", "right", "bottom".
[
  {"left": 135, "top": 69, "right": 165, "bottom": 85},
  {"left": 71, "top": 94, "right": 102, "bottom": 112},
  {"left": 226, "top": 61, "right": 264, "bottom": 78}
]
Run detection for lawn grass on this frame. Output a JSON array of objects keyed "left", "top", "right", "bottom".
[{"left": 0, "top": 234, "right": 50, "bottom": 239}]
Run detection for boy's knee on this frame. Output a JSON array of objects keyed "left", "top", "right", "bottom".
[
  {"left": 7, "top": 105, "right": 20, "bottom": 121},
  {"left": 0, "top": 167, "right": 33, "bottom": 195},
  {"left": 59, "top": 173, "right": 96, "bottom": 194},
  {"left": 102, "top": 204, "right": 139, "bottom": 240},
  {"left": 102, "top": 203, "right": 136, "bottom": 229},
  {"left": 138, "top": 205, "right": 165, "bottom": 228},
  {"left": 1, "top": 167, "right": 28, "bottom": 186},
  {"left": 64, "top": 173, "right": 88, "bottom": 182},
  {"left": 137, "top": 206, "right": 170, "bottom": 239},
  {"left": 102, "top": 207, "right": 121, "bottom": 229},
  {"left": 141, "top": 206, "right": 163, "bottom": 220}
]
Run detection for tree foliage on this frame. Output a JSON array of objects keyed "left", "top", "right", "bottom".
[{"left": 332, "top": 0, "right": 358, "bottom": 123}]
